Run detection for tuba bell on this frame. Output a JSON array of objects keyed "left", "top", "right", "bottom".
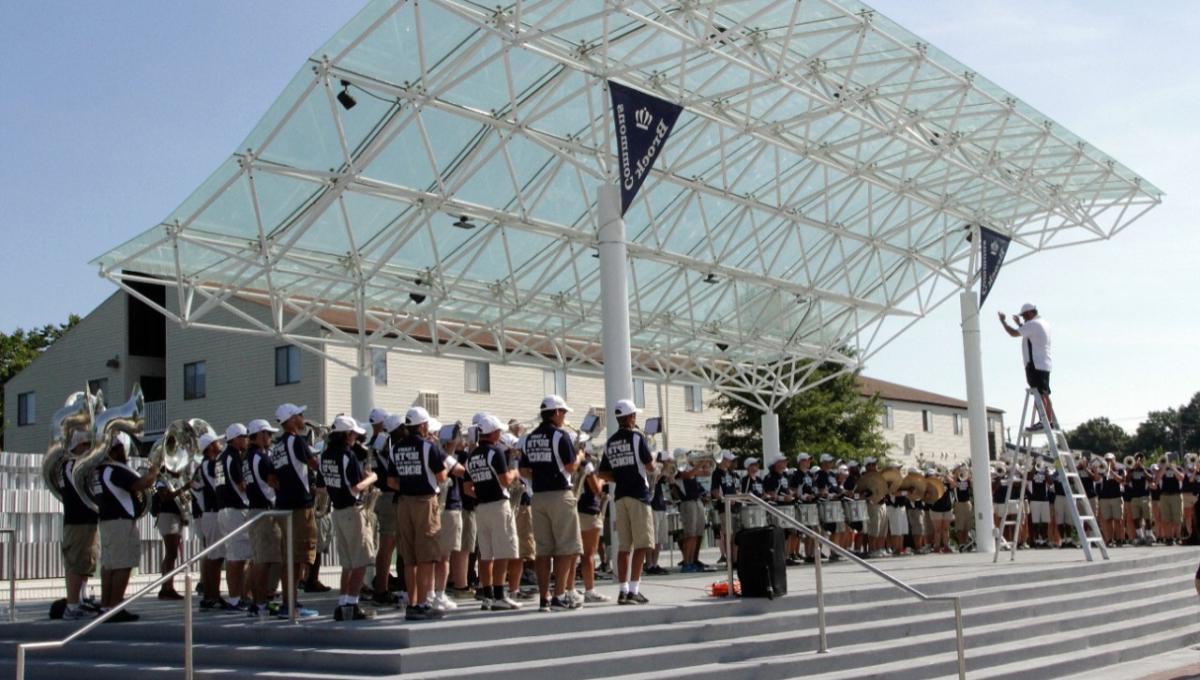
[
  {"left": 42, "top": 386, "right": 104, "bottom": 502},
  {"left": 147, "top": 418, "right": 207, "bottom": 520},
  {"left": 73, "top": 384, "right": 145, "bottom": 513},
  {"left": 687, "top": 449, "right": 718, "bottom": 477}
]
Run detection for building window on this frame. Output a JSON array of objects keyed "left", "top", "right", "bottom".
[
  {"left": 632, "top": 378, "right": 646, "bottom": 408},
  {"left": 87, "top": 378, "right": 109, "bottom": 399},
  {"left": 372, "top": 348, "right": 388, "bottom": 386},
  {"left": 685, "top": 385, "right": 703, "bottom": 413},
  {"left": 954, "top": 413, "right": 964, "bottom": 436},
  {"left": 465, "top": 360, "right": 491, "bottom": 394},
  {"left": 922, "top": 410, "right": 934, "bottom": 433},
  {"left": 543, "top": 368, "right": 567, "bottom": 398},
  {"left": 183, "top": 361, "right": 206, "bottom": 400},
  {"left": 882, "top": 405, "right": 894, "bottom": 430},
  {"left": 275, "top": 345, "right": 301, "bottom": 385},
  {"left": 17, "top": 392, "right": 35, "bottom": 426}
]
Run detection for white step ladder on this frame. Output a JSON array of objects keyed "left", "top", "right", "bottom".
[{"left": 996, "top": 388, "right": 1109, "bottom": 562}]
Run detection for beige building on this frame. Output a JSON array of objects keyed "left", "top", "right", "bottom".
[{"left": 858, "top": 376, "right": 1005, "bottom": 467}]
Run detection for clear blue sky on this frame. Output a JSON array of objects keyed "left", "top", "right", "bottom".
[{"left": 1, "top": 2, "right": 1195, "bottom": 433}]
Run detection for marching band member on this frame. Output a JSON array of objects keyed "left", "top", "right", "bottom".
[
  {"left": 218, "top": 423, "right": 253, "bottom": 610},
  {"left": 1183, "top": 464, "right": 1199, "bottom": 542},
  {"left": 91, "top": 432, "right": 158, "bottom": 622},
  {"left": 433, "top": 419, "right": 465, "bottom": 613},
  {"left": 1050, "top": 468, "right": 1069, "bottom": 548},
  {"left": 1150, "top": 464, "right": 1163, "bottom": 541},
  {"left": 57, "top": 431, "right": 99, "bottom": 619},
  {"left": 675, "top": 456, "right": 707, "bottom": 573},
  {"left": 793, "top": 454, "right": 818, "bottom": 562},
  {"left": 1157, "top": 459, "right": 1185, "bottom": 545},
  {"left": 952, "top": 465, "right": 973, "bottom": 552},
  {"left": 861, "top": 457, "right": 888, "bottom": 558},
  {"left": 388, "top": 406, "right": 449, "bottom": 620},
  {"left": 197, "top": 430, "right": 228, "bottom": 610},
  {"left": 709, "top": 450, "right": 739, "bottom": 565},
  {"left": 465, "top": 415, "right": 522, "bottom": 611},
  {"left": 764, "top": 456, "right": 799, "bottom": 564},
  {"left": 598, "top": 399, "right": 656, "bottom": 605},
  {"left": 740, "top": 457, "right": 764, "bottom": 497},
  {"left": 575, "top": 443, "right": 607, "bottom": 603},
  {"left": 245, "top": 418, "right": 281, "bottom": 618},
  {"left": 152, "top": 469, "right": 186, "bottom": 601},
  {"left": 519, "top": 395, "right": 585, "bottom": 612},
  {"left": 268, "top": 403, "right": 321, "bottom": 619},
  {"left": 886, "top": 462, "right": 910, "bottom": 556},
  {"left": 361, "top": 408, "right": 388, "bottom": 596},
  {"left": 1027, "top": 461, "right": 1052, "bottom": 548},
  {"left": 320, "top": 415, "right": 377, "bottom": 621},
  {"left": 644, "top": 450, "right": 672, "bottom": 576},
  {"left": 928, "top": 469, "right": 953, "bottom": 554},
  {"left": 507, "top": 421, "right": 538, "bottom": 597},
  {"left": 1097, "top": 453, "right": 1124, "bottom": 546},
  {"left": 844, "top": 461, "right": 866, "bottom": 556},
  {"left": 1127, "top": 454, "right": 1153, "bottom": 544},
  {"left": 370, "top": 413, "right": 404, "bottom": 606},
  {"left": 829, "top": 465, "right": 852, "bottom": 556}
]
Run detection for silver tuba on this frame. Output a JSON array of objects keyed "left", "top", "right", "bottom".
[
  {"left": 147, "top": 418, "right": 209, "bottom": 520},
  {"left": 41, "top": 386, "right": 104, "bottom": 502},
  {"left": 73, "top": 384, "right": 145, "bottom": 514}
]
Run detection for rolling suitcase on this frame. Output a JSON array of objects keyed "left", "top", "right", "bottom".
[{"left": 735, "top": 525, "right": 787, "bottom": 598}]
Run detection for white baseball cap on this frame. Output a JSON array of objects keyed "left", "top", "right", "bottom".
[
  {"left": 427, "top": 417, "right": 443, "bottom": 434},
  {"left": 275, "top": 403, "right": 306, "bottom": 423},
  {"left": 499, "top": 431, "right": 518, "bottom": 448},
  {"left": 478, "top": 415, "right": 506, "bottom": 435},
  {"left": 1104, "top": 452, "right": 1116, "bottom": 460},
  {"left": 1020, "top": 303, "right": 1037, "bottom": 314},
  {"left": 539, "top": 394, "right": 572, "bottom": 413},
  {"left": 472, "top": 412, "right": 487, "bottom": 426},
  {"left": 368, "top": 408, "right": 389, "bottom": 425},
  {"left": 247, "top": 419, "right": 279, "bottom": 436},
  {"left": 819, "top": 453, "right": 834, "bottom": 462},
  {"left": 864, "top": 456, "right": 877, "bottom": 465},
  {"left": 67, "top": 429, "right": 92, "bottom": 450},
  {"left": 907, "top": 466, "right": 921, "bottom": 474},
  {"left": 720, "top": 450, "right": 735, "bottom": 461},
  {"left": 838, "top": 465, "right": 850, "bottom": 474},
  {"left": 797, "top": 452, "right": 811, "bottom": 461},
  {"left": 198, "top": 432, "right": 224, "bottom": 451},
  {"left": 847, "top": 460, "right": 859, "bottom": 468},
  {"left": 225, "top": 423, "right": 248, "bottom": 440},
  {"left": 889, "top": 461, "right": 903, "bottom": 468},
  {"left": 771, "top": 456, "right": 787, "bottom": 467},
  {"left": 745, "top": 457, "right": 760, "bottom": 467},
  {"left": 612, "top": 399, "right": 641, "bottom": 418},
  {"left": 384, "top": 413, "right": 405, "bottom": 432},
  {"left": 332, "top": 414, "right": 366, "bottom": 435},
  {"left": 405, "top": 406, "right": 431, "bottom": 426}
]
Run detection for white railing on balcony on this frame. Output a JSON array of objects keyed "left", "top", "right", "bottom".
[{"left": 144, "top": 400, "right": 167, "bottom": 434}]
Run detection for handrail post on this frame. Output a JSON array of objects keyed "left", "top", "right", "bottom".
[
  {"left": 184, "top": 523, "right": 194, "bottom": 680},
  {"left": 6, "top": 529, "right": 16, "bottom": 622},
  {"left": 724, "top": 497, "right": 734, "bottom": 598},
  {"left": 287, "top": 512, "right": 296, "bottom": 624},
  {"left": 813, "top": 538, "right": 828, "bottom": 653},
  {"left": 953, "top": 597, "right": 967, "bottom": 680},
  {"left": 16, "top": 645, "right": 25, "bottom": 680}
]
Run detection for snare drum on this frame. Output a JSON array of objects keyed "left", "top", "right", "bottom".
[
  {"left": 797, "top": 503, "right": 820, "bottom": 526},
  {"left": 741, "top": 505, "right": 768, "bottom": 529},
  {"left": 842, "top": 499, "right": 868, "bottom": 523},
  {"left": 818, "top": 501, "right": 845, "bottom": 524}
]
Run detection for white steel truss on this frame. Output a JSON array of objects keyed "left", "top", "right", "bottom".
[{"left": 94, "top": 0, "right": 1160, "bottom": 411}]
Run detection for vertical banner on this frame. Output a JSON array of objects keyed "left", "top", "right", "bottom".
[
  {"left": 979, "top": 225, "right": 1010, "bottom": 306},
  {"left": 609, "top": 80, "right": 683, "bottom": 215}
]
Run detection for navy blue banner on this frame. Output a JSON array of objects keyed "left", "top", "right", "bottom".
[
  {"left": 609, "top": 81, "right": 683, "bottom": 215},
  {"left": 979, "top": 225, "right": 1010, "bottom": 306}
]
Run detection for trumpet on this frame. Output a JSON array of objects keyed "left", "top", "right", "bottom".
[{"left": 1124, "top": 455, "right": 1136, "bottom": 468}]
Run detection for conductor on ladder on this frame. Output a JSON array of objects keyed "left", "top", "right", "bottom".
[{"left": 998, "top": 303, "right": 1057, "bottom": 430}]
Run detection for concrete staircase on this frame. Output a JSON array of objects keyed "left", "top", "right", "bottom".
[{"left": 3, "top": 549, "right": 1196, "bottom": 679}]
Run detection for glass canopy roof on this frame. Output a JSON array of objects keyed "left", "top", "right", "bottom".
[{"left": 95, "top": 0, "right": 1160, "bottom": 409}]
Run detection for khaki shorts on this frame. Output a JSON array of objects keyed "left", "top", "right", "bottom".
[
  {"left": 906, "top": 508, "right": 928, "bottom": 536},
  {"left": 200, "top": 512, "right": 224, "bottom": 560},
  {"left": 1160, "top": 494, "right": 1184, "bottom": 524},
  {"left": 333, "top": 505, "right": 376, "bottom": 570},
  {"left": 679, "top": 499, "right": 705, "bottom": 538},
  {"left": 1182, "top": 493, "right": 1197, "bottom": 512},
  {"left": 476, "top": 500, "right": 519, "bottom": 561},
  {"left": 274, "top": 507, "right": 317, "bottom": 565},
  {"left": 1099, "top": 497, "right": 1123, "bottom": 521},
  {"left": 1029, "top": 500, "right": 1051, "bottom": 524},
  {"left": 953, "top": 501, "right": 972, "bottom": 531},
  {"left": 99, "top": 519, "right": 140, "bottom": 571},
  {"left": 579, "top": 512, "right": 604, "bottom": 532},
  {"left": 516, "top": 504, "right": 535, "bottom": 560},
  {"left": 461, "top": 509, "right": 477, "bottom": 553},
  {"left": 218, "top": 508, "right": 253, "bottom": 561},
  {"left": 615, "top": 497, "right": 655, "bottom": 551},
  {"left": 438, "top": 509, "right": 463, "bottom": 556},
  {"left": 396, "top": 495, "right": 441, "bottom": 564},
  {"left": 653, "top": 509, "right": 669, "bottom": 546},
  {"left": 531, "top": 490, "right": 582, "bottom": 557},
  {"left": 1053, "top": 496, "right": 1071, "bottom": 525},
  {"left": 930, "top": 510, "right": 953, "bottom": 523},
  {"left": 1130, "top": 496, "right": 1152, "bottom": 521},
  {"left": 888, "top": 506, "right": 908, "bottom": 535},
  {"left": 316, "top": 511, "right": 333, "bottom": 553},
  {"left": 62, "top": 523, "right": 98, "bottom": 576},
  {"left": 867, "top": 502, "right": 888, "bottom": 538},
  {"left": 156, "top": 513, "right": 182, "bottom": 537},
  {"left": 375, "top": 492, "right": 397, "bottom": 536},
  {"left": 249, "top": 509, "right": 282, "bottom": 563}
]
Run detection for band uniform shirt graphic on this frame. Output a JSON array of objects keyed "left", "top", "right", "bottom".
[
  {"left": 518, "top": 422, "right": 575, "bottom": 493},
  {"left": 599, "top": 428, "right": 654, "bottom": 503}
]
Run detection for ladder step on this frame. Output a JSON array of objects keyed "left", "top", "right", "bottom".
[{"left": 1071, "top": 494, "right": 1088, "bottom": 499}]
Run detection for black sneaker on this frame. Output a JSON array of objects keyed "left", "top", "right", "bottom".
[
  {"left": 199, "top": 599, "right": 217, "bottom": 611},
  {"left": 352, "top": 604, "right": 375, "bottom": 620},
  {"left": 538, "top": 598, "right": 551, "bottom": 612},
  {"left": 549, "top": 596, "right": 570, "bottom": 611},
  {"left": 406, "top": 604, "right": 433, "bottom": 621},
  {"left": 372, "top": 590, "right": 397, "bottom": 606},
  {"left": 334, "top": 604, "right": 350, "bottom": 622},
  {"left": 104, "top": 609, "right": 140, "bottom": 623},
  {"left": 617, "top": 592, "right": 631, "bottom": 605},
  {"left": 628, "top": 592, "right": 649, "bottom": 605}
]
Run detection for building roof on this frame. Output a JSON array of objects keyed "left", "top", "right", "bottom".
[
  {"left": 93, "top": 0, "right": 1158, "bottom": 411},
  {"left": 858, "top": 375, "right": 1002, "bottom": 414}
]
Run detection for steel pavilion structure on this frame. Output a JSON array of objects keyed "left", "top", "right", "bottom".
[{"left": 95, "top": 1, "right": 1159, "bottom": 537}]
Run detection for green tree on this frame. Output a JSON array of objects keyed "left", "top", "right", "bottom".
[
  {"left": 1180, "top": 391, "right": 1200, "bottom": 452},
  {"left": 711, "top": 361, "right": 888, "bottom": 463},
  {"left": 0, "top": 314, "right": 80, "bottom": 448},
  {"left": 1066, "top": 417, "right": 1130, "bottom": 456},
  {"left": 1129, "top": 408, "right": 1181, "bottom": 455}
]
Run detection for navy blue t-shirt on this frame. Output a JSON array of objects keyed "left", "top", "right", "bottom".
[
  {"left": 90, "top": 462, "right": 145, "bottom": 521},
  {"left": 598, "top": 428, "right": 654, "bottom": 503},
  {"left": 793, "top": 468, "right": 817, "bottom": 500},
  {"left": 321, "top": 444, "right": 365, "bottom": 510},
  {"left": 741, "top": 473, "right": 764, "bottom": 497},
  {"left": 218, "top": 447, "right": 249, "bottom": 510},
  {"left": 389, "top": 433, "right": 446, "bottom": 496},
  {"left": 763, "top": 469, "right": 793, "bottom": 505},
  {"left": 679, "top": 474, "right": 703, "bottom": 501},
  {"left": 650, "top": 478, "right": 668, "bottom": 511},
  {"left": 577, "top": 463, "right": 603, "bottom": 514},
  {"left": 1127, "top": 467, "right": 1149, "bottom": 497},
  {"left": 269, "top": 433, "right": 316, "bottom": 510},
  {"left": 954, "top": 478, "right": 972, "bottom": 503},
  {"left": 199, "top": 455, "right": 224, "bottom": 512},
  {"left": 58, "top": 458, "right": 98, "bottom": 525},
  {"left": 519, "top": 422, "right": 577, "bottom": 493},
  {"left": 711, "top": 467, "right": 739, "bottom": 501},
  {"left": 244, "top": 445, "right": 275, "bottom": 509},
  {"left": 1027, "top": 471, "right": 1050, "bottom": 502},
  {"left": 1162, "top": 471, "right": 1183, "bottom": 494},
  {"left": 466, "top": 443, "right": 509, "bottom": 504}
]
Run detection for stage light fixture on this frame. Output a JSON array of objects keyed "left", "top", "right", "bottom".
[
  {"left": 703, "top": 272, "right": 719, "bottom": 284},
  {"left": 452, "top": 215, "right": 476, "bottom": 230},
  {"left": 716, "top": 342, "right": 730, "bottom": 352},
  {"left": 409, "top": 293, "right": 426, "bottom": 304},
  {"left": 337, "top": 80, "right": 356, "bottom": 110}
]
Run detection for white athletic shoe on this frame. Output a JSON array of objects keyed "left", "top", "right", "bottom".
[
  {"left": 490, "top": 596, "right": 520, "bottom": 610},
  {"left": 437, "top": 593, "right": 458, "bottom": 610},
  {"left": 584, "top": 590, "right": 610, "bottom": 603},
  {"left": 480, "top": 598, "right": 493, "bottom": 611}
]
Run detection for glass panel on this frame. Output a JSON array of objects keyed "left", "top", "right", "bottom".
[{"left": 372, "top": 348, "right": 388, "bottom": 386}]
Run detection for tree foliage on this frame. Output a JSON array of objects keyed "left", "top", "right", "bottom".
[
  {"left": 0, "top": 315, "right": 80, "bottom": 448},
  {"left": 711, "top": 362, "right": 889, "bottom": 463},
  {"left": 1066, "top": 416, "right": 1129, "bottom": 456}
]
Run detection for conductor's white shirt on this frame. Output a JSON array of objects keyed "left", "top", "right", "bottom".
[{"left": 1018, "top": 317, "right": 1052, "bottom": 372}]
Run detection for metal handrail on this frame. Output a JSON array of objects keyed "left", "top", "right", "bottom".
[
  {"left": 724, "top": 494, "right": 967, "bottom": 679},
  {"left": 16, "top": 509, "right": 295, "bottom": 680},
  {"left": 0, "top": 529, "right": 16, "bottom": 622}
]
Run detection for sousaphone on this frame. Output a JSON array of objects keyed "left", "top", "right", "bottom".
[
  {"left": 855, "top": 469, "right": 889, "bottom": 504},
  {"left": 897, "top": 472, "right": 926, "bottom": 499},
  {"left": 922, "top": 477, "right": 946, "bottom": 504},
  {"left": 881, "top": 467, "right": 903, "bottom": 494}
]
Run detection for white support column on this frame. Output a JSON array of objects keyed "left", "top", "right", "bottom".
[
  {"left": 960, "top": 290, "right": 995, "bottom": 553},
  {"left": 762, "top": 411, "right": 780, "bottom": 463},
  {"left": 597, "top": 184, "right": 634, "bottom": 434},
  {"left": 350, "top": 345, "right": 375, "bottom": 425}
]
